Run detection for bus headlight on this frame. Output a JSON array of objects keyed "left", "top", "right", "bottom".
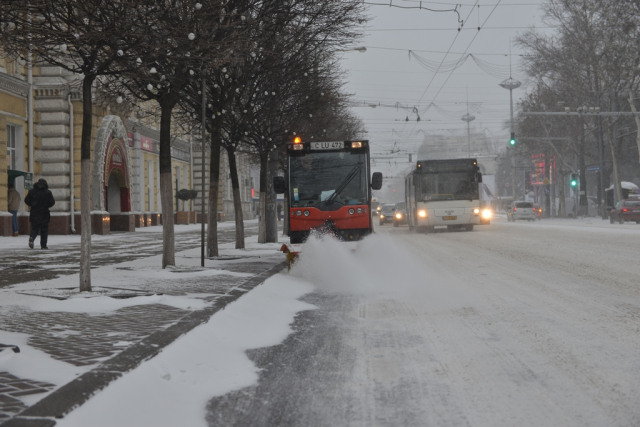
[
  {"left": 473, "top": 208, "right": 480, "bottom": 215},
  {"left": 356, "top": 208, "right": 362, "bottom": 214},
  {"left": 418, "top": 210, "right": 427, "bottom": 218},
  {"left": 304, "top": 210, "right": 310, "bottom": 217},
  {"left": 348, "top": 208, "right": 355, "bottom": 215},
  {"left": 296, "top": 210, "right": 302, "bottom": 216},
  {"left": 380, "top": 214, "right": 385, "bottom": 219},
  {"left": 482, "top": 209, "right": 492, "bottom": 219},
  {"left": 395, "top": 212, "right": 402, "bottom": 219}
]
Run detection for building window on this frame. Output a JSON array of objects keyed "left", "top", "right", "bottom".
[{"left": 7, "top": 124, "right": 16, "bottom": 170}]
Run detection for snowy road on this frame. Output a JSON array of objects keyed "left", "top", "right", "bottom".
[{"left": 206, "top": 217, "right": 640, "bottom": 427}]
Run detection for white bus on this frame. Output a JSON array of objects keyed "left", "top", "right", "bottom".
[{"left": 405, "top": 158, "right": 484, "bottom": 232}]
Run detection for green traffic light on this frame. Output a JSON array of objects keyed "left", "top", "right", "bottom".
[
  {"left": 570, "top": 179, "right": 577, "bottom": 187},
  {"left": 509, "top": 138, "right": 516, "bottom": 146}
]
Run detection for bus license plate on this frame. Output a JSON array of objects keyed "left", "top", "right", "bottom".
[
  {"left": 443, "top": 216, "right": 457, "bottom": 220},
  {"left": 310, "top": 141, "right": 344, "bottom": 150}
]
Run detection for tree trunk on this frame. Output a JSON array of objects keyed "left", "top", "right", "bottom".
[
  {"left": 266, "top": 149, "right": 278, "bottom": 242},
  {"left": 557, "top": 168, "right": 566, "bottom": 217},
  {"left": 79, "top": 76, "right": 94, "bottom": 292},
  {"left": 608, "top": 126, "right": 623, "bottom": 204},
  {"left": 258, "top": 151, "right": 268, "bottom": 243},
  {"left": 207, "top": 120, "right": 222, "bottom": 257},
  {"left": 628, "top": 91, "right": 640, "bottom": 164},
  {"left": 227, "top": 148, "right": 245, "bottom": 249},
  {"left": 159, "top": 100, "right": 176, "bottom": 268},
  {"left": 578, "top": 120, "right": 588, "bottom": 216},
  {"left": 283, "top": 177, "right": 289, "bottom": 236},
  {"left": 544, "top": 147, "right": 551, "bottom": 218}
]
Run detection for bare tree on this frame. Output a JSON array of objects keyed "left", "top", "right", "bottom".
[
  {"left": 1, "top": 0, "right": 144, "bottom": 291},
  {"left": 516, "top": 0, "right": 640, "bottom": 212},
  {"left": 107, "top": 0, "right": 250, "bottom": 267}
]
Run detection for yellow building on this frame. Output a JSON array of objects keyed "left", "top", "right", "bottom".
[{"left": 0, "top": 55, "right": 257, "bottom": 236}]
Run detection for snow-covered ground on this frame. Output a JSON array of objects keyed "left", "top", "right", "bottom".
[{"left": 4, "top": 217, "right": 640, "bottom": 426}]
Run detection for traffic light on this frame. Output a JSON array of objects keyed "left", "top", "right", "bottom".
[
  {"left": 509, "top": 132, "right": 516, "bottom": 146},
  {"left": 570, "top": 173, "right": 578, "bottom": 188}
]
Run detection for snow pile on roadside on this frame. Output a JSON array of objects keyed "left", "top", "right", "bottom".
[{"left": 56, "top": 274, "right": 315, "bottom": 427}]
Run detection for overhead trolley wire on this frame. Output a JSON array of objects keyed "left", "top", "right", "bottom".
[{"left": 408, "top": 0, "right": 504, "bottom": 138}]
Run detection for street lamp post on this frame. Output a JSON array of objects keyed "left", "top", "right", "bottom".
[{"left": 500, "top": 77, "right": 521, "bottom": 199}]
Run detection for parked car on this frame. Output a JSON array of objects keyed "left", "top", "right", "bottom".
[
  {"left": 379, "top": 204, "right": 396, "bottom": 225},
  {"left": 609, "top": 199, "right": 640, "bottom": 224},
  {"left": 393, "top": 202, "right": 407, "bottom": 227},
  {"left": 533, "top": 204, "right": 543, "bottom": 220},
  {"left": 507, "top": 201, "right": 536, "bottom": 222}
]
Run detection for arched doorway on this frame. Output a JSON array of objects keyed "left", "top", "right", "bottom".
[
  {"left": 104, "top": 144, "right": 130, "bottom": 213},
  {"left": 92, "top": 115, "right": 132, "bottom": 212},
  {"left": 92, "top": 115, "right": 134, "bottom": 232}
]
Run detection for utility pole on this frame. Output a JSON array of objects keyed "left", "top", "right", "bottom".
[
  {"left": 462, "top": 87, "right": 475, "bottom": 158},
  {"left": 499, "top": 42, "right": 521, "bottom": 200}
]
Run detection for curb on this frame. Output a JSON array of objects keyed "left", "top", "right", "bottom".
[{"left": 1, "top": 261, "right": 287, "bottom": 427}]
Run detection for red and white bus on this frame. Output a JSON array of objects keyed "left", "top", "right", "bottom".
[{"left": 274, "top": 138, "right": 383, "bottom": 244}]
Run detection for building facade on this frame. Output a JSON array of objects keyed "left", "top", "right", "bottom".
[{"left": 1, "top": 55, "right": 254, "bottom": 236}]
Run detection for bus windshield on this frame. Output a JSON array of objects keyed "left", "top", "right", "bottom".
[
  {"left": 290, "top": 151, "right": 368, "bottom": 207},
  {"left": 420, "top": 171, "right": 479, "bottom": 201}
]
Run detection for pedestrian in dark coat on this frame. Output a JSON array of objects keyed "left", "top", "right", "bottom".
[{"left": 24, "top": 179, "right": 55, "bottom": 249}]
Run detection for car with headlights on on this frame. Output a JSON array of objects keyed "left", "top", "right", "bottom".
[
  {"left": 609, "top": 199, "right": 640, "bottom": 224},
  {"left": 379, "top": 204, "right": 396, "bottom": 225},
  {"left": 393, "top": 202, "right": 407, "bottom": 227}
]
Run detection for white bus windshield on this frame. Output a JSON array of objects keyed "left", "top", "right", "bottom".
[
  {"left": 420, "top": 171, "right": 479, "bottom": 201},
  {"left": 290, "top": 152, "right": 367, "bottom": 208}
]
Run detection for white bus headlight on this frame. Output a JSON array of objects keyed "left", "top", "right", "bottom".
[
  {"left": 418, "top": 210, "right": 427, "bottom": 218},
  {"left": 473, "top": 208, "right": 480, "bottom": 215},
  {"left": 482, "top": 209, "right": 492, "bottom": 219},
  {"left": 395, "top": 212, "right": 402, "bottom": 219}
]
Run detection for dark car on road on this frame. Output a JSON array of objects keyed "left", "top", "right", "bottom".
[
  {"left": 393, "top": 202, "right": 407, "bottom": 227},
  {"left": 379, "top": 204, "right": 396, "bottom": 225},
  {"left": 610, "top": 199, "right": 640, "bottom": 224}
]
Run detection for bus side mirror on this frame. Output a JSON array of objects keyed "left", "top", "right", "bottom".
[
  {"left": 273, "top": 176, "right": 286, "bottom": 194},
  {"left": 477, "top": 173, "right": 483, "bottom": 183},
  {"left": 371, "top": 172, "right": 383, "bottom": 190}
]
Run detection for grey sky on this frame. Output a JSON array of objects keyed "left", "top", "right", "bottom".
[{"left": 340, "top": 0, "right": 551, "bottom": 177}]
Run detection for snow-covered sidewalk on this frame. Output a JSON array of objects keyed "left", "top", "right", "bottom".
[{"left": 0, "top": 227, "right": 303, "bottom": 426}]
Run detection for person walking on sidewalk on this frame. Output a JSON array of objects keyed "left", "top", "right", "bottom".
[
  {"left": 24, "top": 179, "right": 55, "bottom": 249},
  {"left": 7, "top": 182, "right": 21, "bottom": 237}
]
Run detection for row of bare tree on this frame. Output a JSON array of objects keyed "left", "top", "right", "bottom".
[
  {"left": 505, "top": 0, "right": 640, "bottom": 216},
  {"left": 0, "top": 0, "right": 366, "bottom": 290}
]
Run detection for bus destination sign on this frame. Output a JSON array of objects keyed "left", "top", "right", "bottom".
[
  {"left": 310, "top": 141, "right": 345, "bottom": 150},
  {"left": 419, "top": 159, "right": 477, "bottom": 173}
]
